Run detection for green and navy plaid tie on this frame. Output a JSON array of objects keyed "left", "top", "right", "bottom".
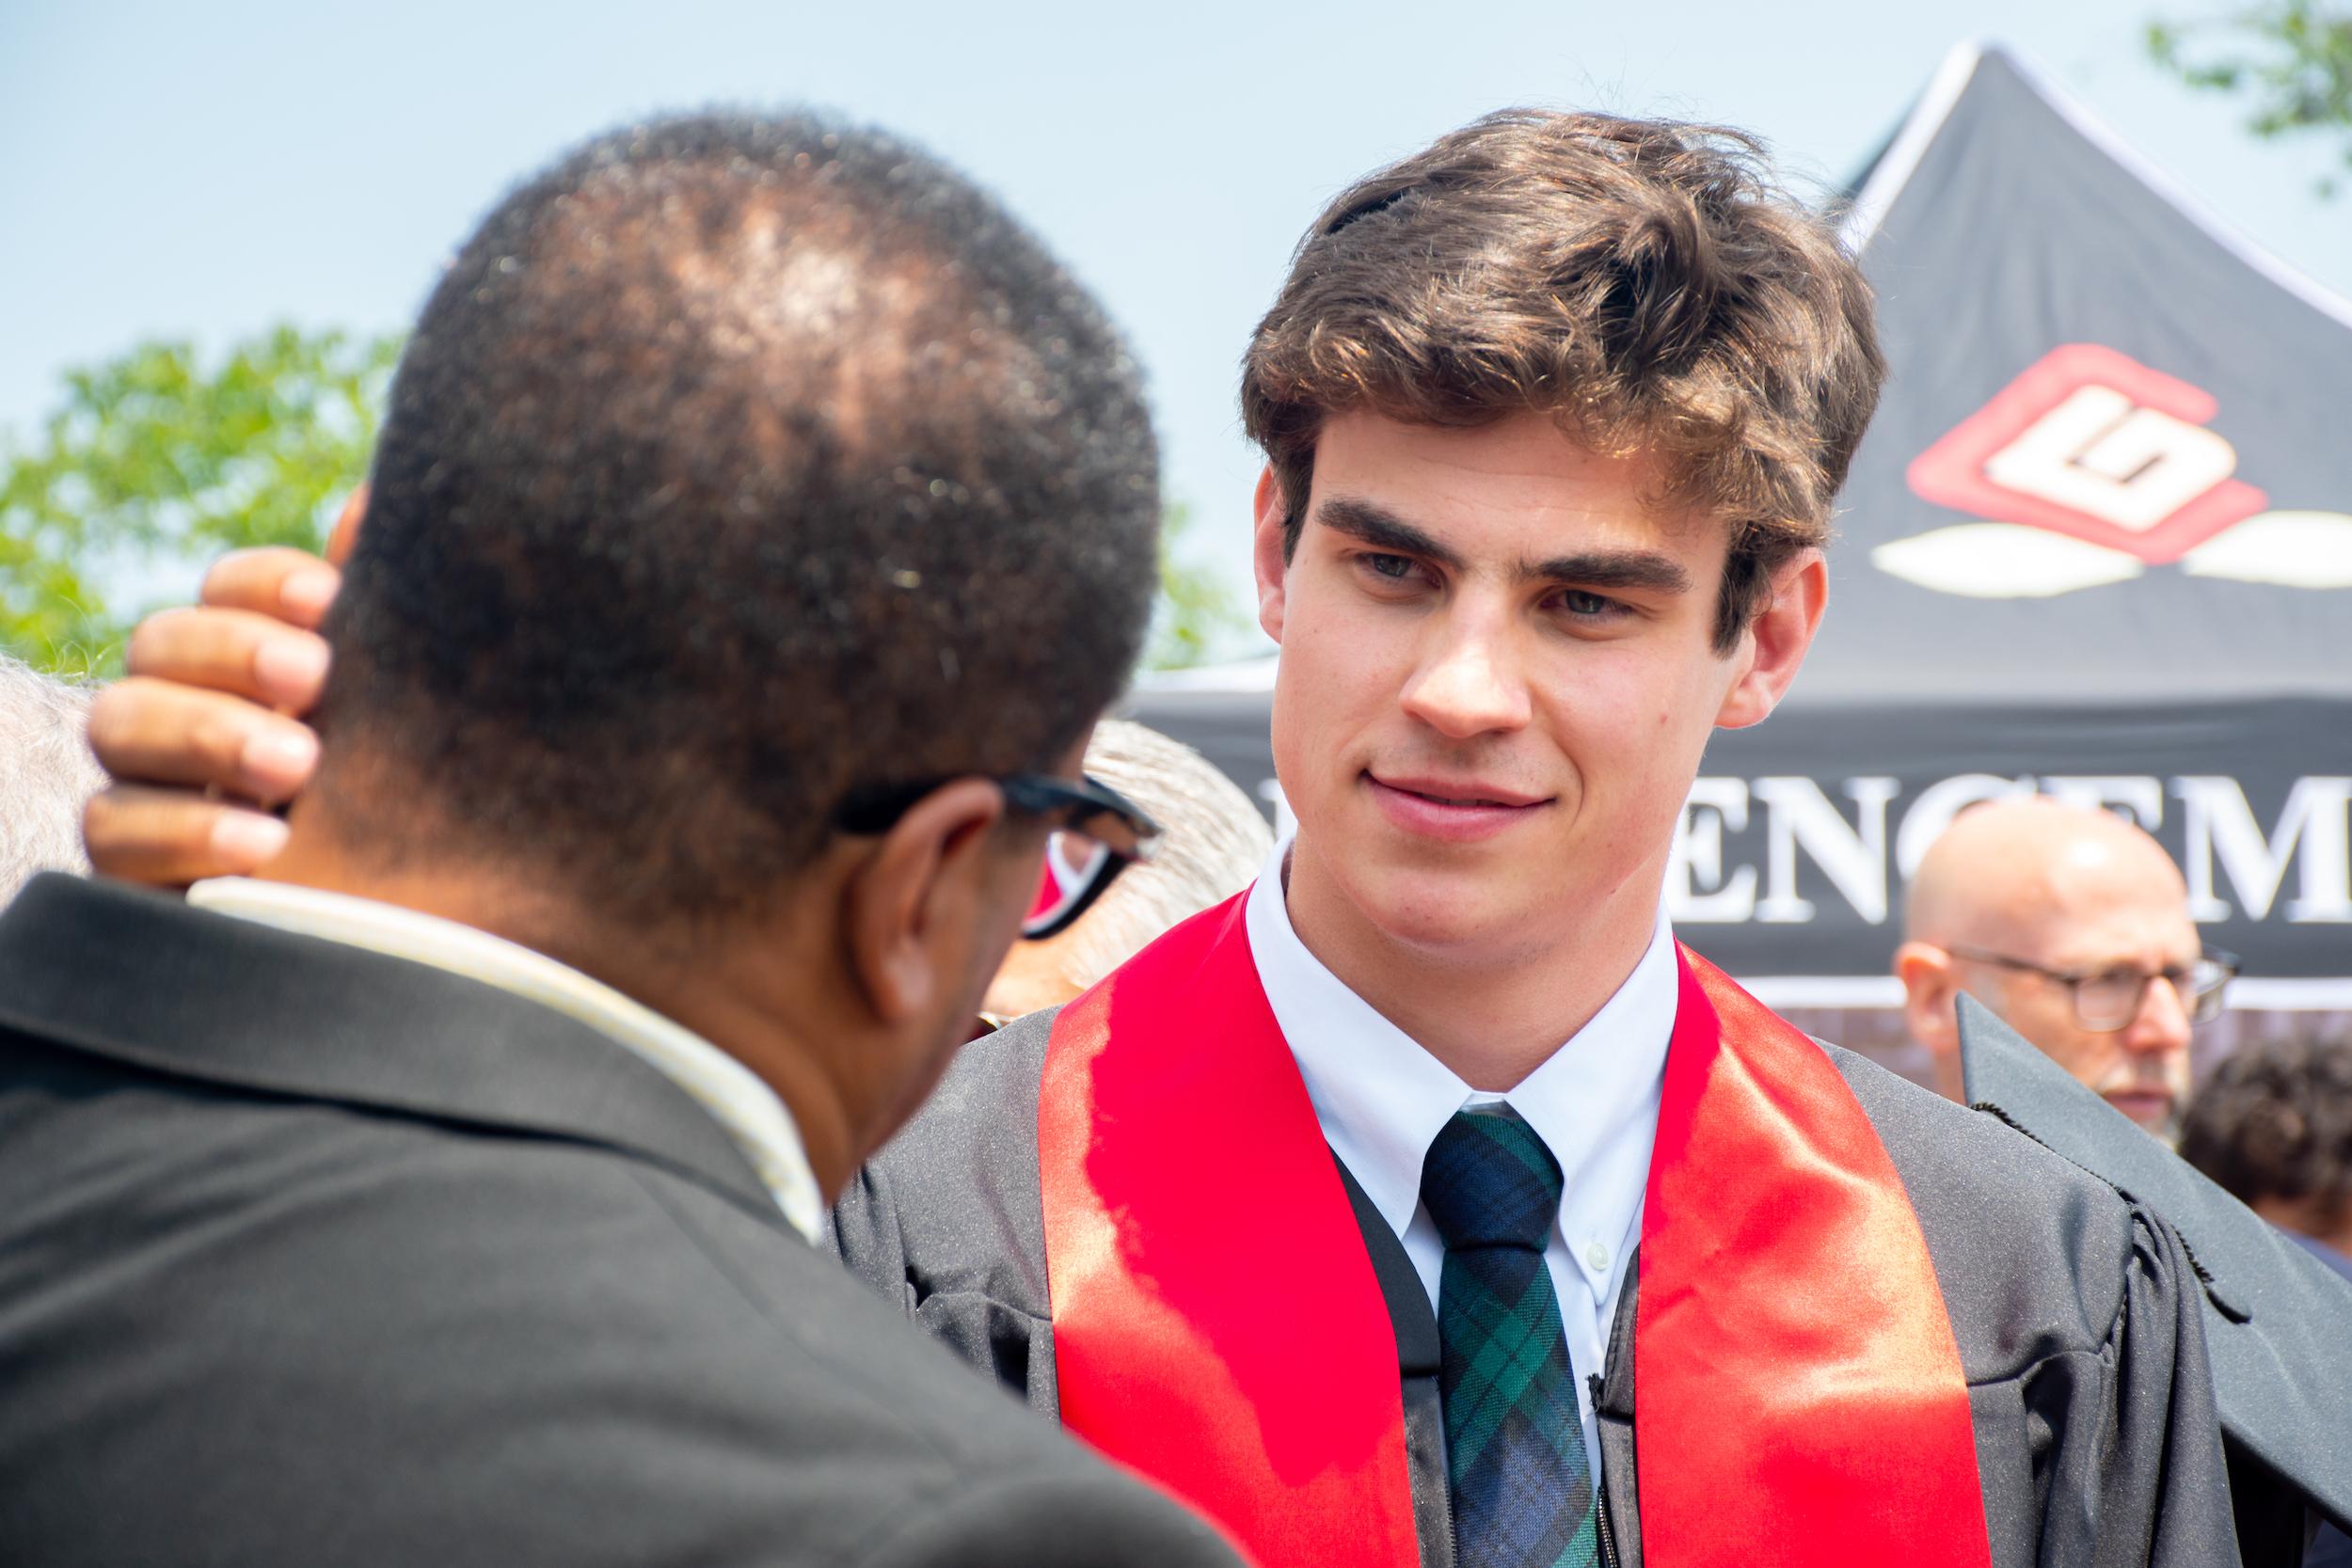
[{"left": 1421, "top": 1105, "right": 1598, "bottom": 1568}]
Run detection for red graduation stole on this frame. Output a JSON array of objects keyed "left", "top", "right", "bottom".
[{"left": 1038, "top": 891, "right": 1993, "bottom": 1568}]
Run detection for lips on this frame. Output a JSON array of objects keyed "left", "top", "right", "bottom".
[
  {"left": 2102, "top": 1088, "right": 2176, "bottom": 1128},
  {"left": 1363, "top": 771, "right": 1550, "bottom": 843},
  {"left": 1370, "top": 774, "right": 1546, "bottom": 809}
]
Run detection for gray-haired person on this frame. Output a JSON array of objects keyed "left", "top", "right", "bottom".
[
  {"left": 982, "top": 720, "right": 1273, "bottom": 1023},
  {"left": 0, "top": 655, "right": 102, "bottom": 900}
]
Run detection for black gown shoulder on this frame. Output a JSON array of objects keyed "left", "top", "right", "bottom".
[{"left": 833, "top": 1008, "right": 1062, "bottom": 1414}]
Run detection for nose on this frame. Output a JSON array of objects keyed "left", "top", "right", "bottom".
[
  {"left": 1396, "top": 604, "right": 1532, "bottom": 741},
  {"left": 2122, "top": 973, "right": 2193, "bottom": 1057}
]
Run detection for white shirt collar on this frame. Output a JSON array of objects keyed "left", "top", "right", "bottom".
[
  {"left": 186, "top": 877, "right": 825, "bottom": 1243},
  {"left": 1244, "top": 840, "right": 1676, "bottom": 1306}
]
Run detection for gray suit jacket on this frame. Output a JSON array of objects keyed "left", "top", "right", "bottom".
[
  {"left": 0, "top": 875, "right": 1239, "bottom": 1568},
  {"left": 836, "top": 1006, "right": 2251, "bottom": 1568}
]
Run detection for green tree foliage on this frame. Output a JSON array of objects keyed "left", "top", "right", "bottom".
[
  {"left": 1145, "top": 502, "right": 1250, "bottom": 670},
  {"left": 0, "top": 326, "right": 401, "bottom": 675},
  {"left": 2149, "top": 2, "right": 2352, "bottom": 196}
]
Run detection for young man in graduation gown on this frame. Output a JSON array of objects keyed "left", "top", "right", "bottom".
[
  {"left": 82, "top": 113, "right": 2246, "bottom": 1568},
  {"left": 827, "top": 113, "right": 2245, "bottom": 1568}
]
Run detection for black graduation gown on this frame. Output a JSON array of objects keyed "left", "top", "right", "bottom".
[{"left": 833, "top": 1010, "right": 2251, "bottom": 1568}]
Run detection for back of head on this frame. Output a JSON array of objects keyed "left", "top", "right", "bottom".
[
  {"left": 318, "top": 112, "right": 1160, "bottom": 928},
  {"left": 0, "top": 657, "right": 101, "bottom": 900},
  {"left": 1904, "top": 796, "right": 2190, "bottom": 951},
  {"left": 2181, "top": 1034, "right": 2352, "bottom": 1233},
  {"left": 1241, "top": 110, "right": 1883, "bottom": 650}
]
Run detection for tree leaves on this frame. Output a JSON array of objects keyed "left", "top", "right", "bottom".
[
  {"left": 1146, "top": 501, "right": 1249, "bottom": 670},
  {"left": 2149, "top": 2, "right": 2352, "bottom": 198},
  {"left": 0, "top": 325, "right": 401, "bottom": 675}
]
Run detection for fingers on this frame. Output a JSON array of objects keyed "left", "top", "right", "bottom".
[
  {"left": 199, "top": 546, "right": 343, "bottom": 627},
  {"left": 125, "top": 606, "right": 331, "bottom": 711},
  {"left": 83, "top": 506, "right": 354, "bottom": 890},
  {"left": 83, "top": 784, "right": 292, "bottom": 888},
  {"left": 87, "top": 678, "right": 321, "bottom": 804}
]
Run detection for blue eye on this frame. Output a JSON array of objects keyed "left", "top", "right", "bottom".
[{"left": 1561, "top": 591, "right": 1614, "bottom": 615}]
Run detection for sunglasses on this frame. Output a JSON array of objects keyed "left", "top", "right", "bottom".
[{"left": 833, "top": 772, "right": 1161, "bottom": 942}]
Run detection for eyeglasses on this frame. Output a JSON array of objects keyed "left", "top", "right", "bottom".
[
  {"left": 833, "top": 772, "right": 1161, "bottom": 942},
  {"left": 1944, "top": 944, "right": 2239, "bottom": 1032}
]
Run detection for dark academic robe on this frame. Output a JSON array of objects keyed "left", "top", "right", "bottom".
[
  {"left": 834, "top": 911, "right": 2245, "bottom": 1568},
  {"left": 2282, "top": 1228, "right": 2352, "bottom": 1567}
]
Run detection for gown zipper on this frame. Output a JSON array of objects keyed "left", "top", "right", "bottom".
[{"left": 1588, "top": 1371, "right": 1622, "bottom": 1568}]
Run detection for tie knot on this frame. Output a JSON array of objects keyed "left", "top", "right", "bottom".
[{"left": 1419, "top": 1104, "right": 1563, "bottom": 1252}]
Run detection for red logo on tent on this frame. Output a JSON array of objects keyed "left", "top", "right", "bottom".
[{"left": 1906, "top": 344, "right": 2266, "bottom": 563}]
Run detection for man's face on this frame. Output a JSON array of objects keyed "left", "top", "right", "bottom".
[
  {"left": 1258, "top": 410, "right": 1752, "bottom": 963},
  {"left": 1962, "top": 872, "right": 2201, "bottom": 1136}
]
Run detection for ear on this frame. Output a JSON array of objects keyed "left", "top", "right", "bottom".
[
  {"left": 1715, "top": 549, "right": 1827, "bottom": 730},
  {"left": 840, "top": 779, "right": 1007, "bottom": 1026},
  {"left": 326, "top": 483, "right": 369, "bottom": 568},
  {"left": 1895, "top": 940, "right": 1966, "bottom": 1099},
  {"left": 1251, "top": 466, "right": 1292, "bottom": 644}
]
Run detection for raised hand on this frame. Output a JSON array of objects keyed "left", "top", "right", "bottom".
[{"left": 82, "top": 491, "right": 358, "bottom": 885}]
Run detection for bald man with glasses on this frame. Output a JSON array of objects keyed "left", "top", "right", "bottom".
[{"left": 1898, "top": 797, "right": 2234, "bottom": 1143}]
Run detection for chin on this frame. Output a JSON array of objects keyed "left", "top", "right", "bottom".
[{"left": 1348, "top": 861, "right": 1535, "bottom": 957}]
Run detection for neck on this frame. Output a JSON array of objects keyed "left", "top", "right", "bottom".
[
  {"left": 259, "top": 813, "right": 864, "bottom": 1199},
  {"left": 1281, "top": 832, "right": 1662, "bottom": 1091},
  {"left": 1926, "top": 1043, "right": 1967, "bottom": 1105}
]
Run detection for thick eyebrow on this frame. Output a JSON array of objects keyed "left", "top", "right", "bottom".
[
  {"left": 1315, "top": 495, "right": 1692, "bottom": 595},
  {"left": 1522, "top": 548, "right": 1692, "bottom": 595},
  {"left": 1315, "top": 497, "right": 1464, "bottom": 573}
]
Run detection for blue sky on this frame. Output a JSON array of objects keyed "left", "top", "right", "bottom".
[{"left": 4, "top": 0, "right": 2344, "bottom": 632}]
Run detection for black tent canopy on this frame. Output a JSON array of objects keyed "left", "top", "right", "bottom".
[{"left": 1125, "top": 43, "right": 2352, "bottom": 1003}]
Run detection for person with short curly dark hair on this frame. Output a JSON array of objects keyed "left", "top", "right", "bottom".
[
  {"left": 0, "top": 110, "right": 1238, "bottom": 1568},
  {"left": 2182, "top": 1036, "right": 2352, "bottom": 1280}
]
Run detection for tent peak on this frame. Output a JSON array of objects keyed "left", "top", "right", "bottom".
[
  {"left": 1843, "top": 40, "right": 2352, "bottom": 332},
  {"left": 1839, "top": 40, "right": 1989, "bottom": 253},
  {"left": 1997, "top": 48, "right": 2352, "bottom": 332}
]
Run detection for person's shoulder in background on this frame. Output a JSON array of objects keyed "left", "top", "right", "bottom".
[{"left": 2284, "top": 1227, "right": 2352, "bottom": 1283}]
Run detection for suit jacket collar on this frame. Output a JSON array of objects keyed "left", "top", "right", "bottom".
[
  {"left": 0, "top": 874, "right": 790, "bottom": 1233},
  {"left": 185, "top": 875, "right": 821, "bottom": 1238}
]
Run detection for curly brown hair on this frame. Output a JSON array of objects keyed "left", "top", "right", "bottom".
[
  {"left": 1240, "top": 109, "right": 1884, "bottom": 653},
  {"left": 2181, "top": 1035, "right": 2352, "bottom": 1229}
]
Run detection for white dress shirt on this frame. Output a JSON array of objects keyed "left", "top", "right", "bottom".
[
  {"left": 186, "top": 877, "right": 825, "bottom": 1243},
  {"left": 1244, "top": 842, "right": 1677, "bottom": 1472}
]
